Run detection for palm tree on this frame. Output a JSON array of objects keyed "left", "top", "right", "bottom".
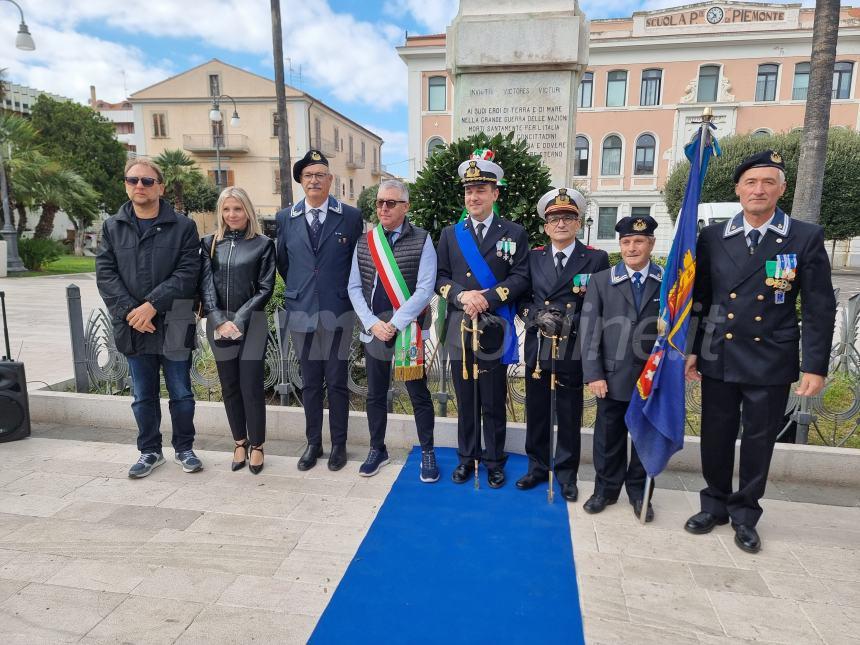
[
  {"left": 0, "top": 111, "right": 40, "bottom": 230},
  {"left": 791, "top": 0, "right": 840, "bottom": 224},
  {"left": 33, "top": 164, "right": 99, "bottom": 240},
  {"left": 154, "top": 149, "right": 198, "bottom": 214}
]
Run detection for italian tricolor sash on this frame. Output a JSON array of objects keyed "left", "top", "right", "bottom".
[{"left": 367, "top": 224, "right": 424, "bottom": 381}]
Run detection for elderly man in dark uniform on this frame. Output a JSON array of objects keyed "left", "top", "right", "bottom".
[
  {"left": 685, "top": 150, "right": 836, "bottom": 553},
  {"left": 435, "top": 154, "right": 530, "bottom": 488},
  {"left": 276, "top": 150, "right": 364, "bottom": 472},
  {"left": 579, "top": 214, "right": 662, "bottom": 522},
  {"left": 347, "top": 179, "right": 439, "bottom": 482},
  {"left": 515, "top": 188, "right": 609, "bottom": 502}
]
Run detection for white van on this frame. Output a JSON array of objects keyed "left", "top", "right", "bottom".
[{"left": 674, "top": 202, "right": 740, "bottom": 235}]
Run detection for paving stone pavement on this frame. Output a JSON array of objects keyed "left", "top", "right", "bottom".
[{"left": 0, "top": 430, "right": 857, "bottom": 644}]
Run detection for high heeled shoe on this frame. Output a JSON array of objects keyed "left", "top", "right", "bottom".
[
  {"left": 231, "top": 440, "right": 248, "bottom": 472},
  {"left": 249, "top": 445, "right": 264, "bottom": 475}
]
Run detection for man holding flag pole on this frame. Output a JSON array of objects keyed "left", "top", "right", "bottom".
[
  {"left": 621, "top": 108, "right": 721, "bottom": 526},
  {"left": 348, "top": 179, "right": 439, "bottom": 482}
]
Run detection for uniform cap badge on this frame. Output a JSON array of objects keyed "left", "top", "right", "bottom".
[{"left": 633, "top": 218, "right": 647, "bottom": 232}]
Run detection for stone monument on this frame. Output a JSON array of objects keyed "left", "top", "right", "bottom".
[{"left": 447, "top": 0, "right": 589, "bottom": 186}]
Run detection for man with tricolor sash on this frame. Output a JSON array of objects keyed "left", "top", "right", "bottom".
[
  {"left": 435, "top": 154, "right": 529, "bottom": 488},
  {"left": 348, "top": 179, "right": 439, "bottom": 481},
  {"left": 515, "top": 187, "right": 609, "bottom": 502},
  {"left": 684, "top": 150, "right": 836, "bottom": 553}
]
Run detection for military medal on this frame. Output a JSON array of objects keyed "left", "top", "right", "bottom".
[
  {"left": 766, "top": 254, "right": 797, "bottom": 304},
  {"left": 508, "top": 240, "right": 517, "bottom": 265},
  {"left": 572, "top": 273, "right": 590, "bottom": 295},
  {"left": 496, "top": 240, "right": 504, "bottom": 257}
]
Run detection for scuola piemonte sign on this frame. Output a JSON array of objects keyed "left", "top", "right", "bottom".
[{"left": 635, "top": 3, "right": 797, "bottom": 33}]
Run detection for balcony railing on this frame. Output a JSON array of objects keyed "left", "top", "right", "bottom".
[
  {"left": 311, "top": 137, "right": 338, "bottom": 157},
  {"left": 182, "top": 134, "right": 250, "bottom": 153},
  {"left": 346, "top": 154, "right": 366, "bottom": 170}
]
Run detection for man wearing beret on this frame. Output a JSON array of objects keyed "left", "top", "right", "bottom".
[
  {"left": 435, "top": 154, "right": 530, "bottom": 488},
  {"left": 276, "top": 150, "right": 364, "bottom": 472},
  {"left": 685, "top": 150, "right": 836, "bottom": 553},
  {"left": 516, "top": 188, "right": 609, "bottom": 502},
  {"left": 579, "top": 214, "right": 662, "bottom": 521}
]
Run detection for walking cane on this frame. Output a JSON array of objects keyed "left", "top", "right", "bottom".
[
  {"left": 547, "top": 331, "right": 559, "bottom": 503},
  {"left": 461, "top": 315, "right": 482, "bottom": 490},
  {"left": 639, "top": 474, "right": 653, "bottom": 525}
]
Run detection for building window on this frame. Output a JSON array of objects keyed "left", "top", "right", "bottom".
[
  {"left": 833, "top": 61, "right": 854, "bottom": 99},
  {"left": 313, "top": 118, "right": 322, "bottom": 149},
  {"left": 634, "top": 134, "right": 656, "bottom": 175},
  {"left": 578, "top": 72, "right": 593, "bottom": 108},
  {"left": 208, "top": 169, "right": 232, "bottom": 187},
  {"left": 697, "top": 65, "right": 720, "bottom": 103},
  {"left": 756, "top": 64, "right": 779, "bottom": 101},
  {"left": 211, "top": 116, "right": 224, "bottom": 147},
  {"left": 640, "top": 69, "right": 662, "bottom": 106},
  {"left": 208, "top": 74, "right": 220, "bottom": 97},
  {"left": 427, "top": 136, "right": 445, "bottom": 158},
  {"left": 348, "top": 135, "right": 354, "bottom": 161},
  {"left": 428, "top": 76, "right": 446, "bottom": 111},
  {"left": 601, "top": 135, "right": 622, "bottom": 176},
  {"left": 631, "top": 206, "right": 652, "bottom": 217},
  {"left": 792, "top": 62, "right": 810, "bottom": 100},
  {"left": 349, "top": 178, "right": 355, "bottom": 199},
  {"left": 752, "top": 129, "right": 771, "bottom": 138},
  {"left": 273, "top": 168, "right": 281, "bottom": 193},
  {"left": 272, "top": 112, "right": 279, "bottom": 137},
  {"left": 597, "top": 206, "right": 618, "bottom": 240},
  {"left": 333, "top": 126, "right": 340, "bottom": 150},
  {"left": 606, "top": 70, "right": 627, "bottom": 107},
  {"left": 574, "top": 136, "right": 589, "bottom": 176},
  {"left": 151, "top": 112, "right": 167, "bottom": 137},
  {"left": 360, "top": 140, "right": 366, "bottom": 162},
  {"left": 335, "top": 176, "right": 341, "bottom": 196}
]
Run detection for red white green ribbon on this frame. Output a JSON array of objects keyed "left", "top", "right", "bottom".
[{"left": 366, "top": 224, "right": 424, "bottom": 380}]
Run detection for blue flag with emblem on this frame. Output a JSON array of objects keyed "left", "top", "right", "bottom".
[
  {"left": 453, "top": 221, "right": 519, "bottom": 365},
  {"left": 624, "top": 121, "right": 720, "bottom": 478}
]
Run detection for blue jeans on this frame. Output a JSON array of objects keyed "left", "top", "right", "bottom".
[{"left": 127, "top": 354, "right": 196, "bottom": 454}]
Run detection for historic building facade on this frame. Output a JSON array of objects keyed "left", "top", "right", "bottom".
[
  {"left": 129, "top": 59, "right": 384, "bottom": 215},
  {"left": 397, "top": 2, "right": 860, "bottom": 254}
]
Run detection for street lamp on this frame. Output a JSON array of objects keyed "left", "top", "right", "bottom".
[
  {"left": 209, "top": 94, "right": 240, "bottom": 190},
  {"left": 585, "top": 215, "right": 594, "bottom": 246},
  {"left": 1, "top": 0, "right": 36, "bottom": 274}
]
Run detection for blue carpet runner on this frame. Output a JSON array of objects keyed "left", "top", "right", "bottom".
[{"left": 309, "top": 447, "right": 585, "bottom": 644}]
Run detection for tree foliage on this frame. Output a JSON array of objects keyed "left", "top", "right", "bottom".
[
  {"left": 29, "top": 95, "right": 126, "bottom": 212},
  {"left": 357, "top": 183, "right": 379, "bottom": 223},
  {"left": 663, "top": 129, "right": 860, "bottom": 240},
  {"left": 154, "top": 149, "right": 198, "bottom": 215},
  {"left": 408, "top": 131, "right": 553, "bottom": 245},
  {"left": 180, "top": 172, "right": 219, "bottom": 213}
]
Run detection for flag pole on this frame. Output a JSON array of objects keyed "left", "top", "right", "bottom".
[{"left": 638, "top": 105, "right": 714, "bottom": 526}]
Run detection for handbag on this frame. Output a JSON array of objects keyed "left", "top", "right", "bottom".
[{"left": 195, "top": 236, "right": 217, "bottom": 320}]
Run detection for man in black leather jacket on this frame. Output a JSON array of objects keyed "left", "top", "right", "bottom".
[{"left": 96, "top": 159, "right": 202, "bottom": 479}]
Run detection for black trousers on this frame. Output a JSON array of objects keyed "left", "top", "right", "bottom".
[
  {"left": 210, "top": 313, "right": 269, "bottom": 446},
  {"left": 450, "top": 353, "right": 507, "bottom": 469},
  {"left": 700, "top": 376, "right": 791, "bottom": 527},
  {"left": 291, "top": 327, "right": 351, "bottom": 446},
  {"left": 524, "top": 364, "right": 582, "bottom": 485},
  {"left": 592, "top": 397, "right": 650, "bottom": 501},
  {"left": 365, "top": 338, "right": 434, "bottom": 451}
]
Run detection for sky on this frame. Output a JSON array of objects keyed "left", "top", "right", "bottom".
[{"left": 0, "top": 0, "right": 817, "bottom": 176}]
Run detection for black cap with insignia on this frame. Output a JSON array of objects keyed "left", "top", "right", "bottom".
[
  {"left": 293, "top": 149, "right": 329, "bottom": 182},
  {"left": 732, "top": 149, "right": 786, "bottom": 183},
  {"left": 615, "top": 214, "right": 658, "bottom": 238}
]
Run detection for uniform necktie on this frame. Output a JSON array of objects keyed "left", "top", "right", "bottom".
[
  {"left": 385, "top": 229, "right": 396, "bottom": 248},
  {"left": 632, "top": 271, "right": 644, "bottom": 310},
  {"left": 555, "top": 251, "right": 566, "bottom": 277},
  {"left": 309, "top": 208, "right": 322, "bottom": 249},
  {"left": 475, "top": 222, "right": 485, "bottom": 246},
  {"left": 747, "top": 229, "right": 761, "bottom": 255}
]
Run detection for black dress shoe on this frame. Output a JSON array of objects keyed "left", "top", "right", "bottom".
[
  {"left": 515, "top": 472, "right": 547, "bottom": 490},
  {"left": 684, "top": 511, "right": 729, "bottom": 535},
  {"left": 328, "top": 443, "right": 347, "bottom": 471},
  {"left": 631, "top": 499, "right": 654, "bottom": 522},
  {"left": 583, "top": 494, "right": 617, "bottom": 514},
  {"left": 487, "top": 467, "right": 505, "bottom": 489},
  {"left": 452, "top": 463, "right": 471, "bottom": 484},
  {"left": 297, "top": 444, "right": 323, "bottom": 471},
  {"left": 733, "top": 524, "right": 761, "bottom": 553},
  {"left": 562, "top": 482, "right": 579, "bottom": 502}
]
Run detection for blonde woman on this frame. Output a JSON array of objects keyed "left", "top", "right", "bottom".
[{"left": 200, "top": 187, "right": 276, "bottom": 474}]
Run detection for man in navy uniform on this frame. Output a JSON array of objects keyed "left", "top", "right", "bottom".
[
  {"left": 685, "top": 150, "right": 836, "bottom": 553},
  {"left": 579, "top": 214, "right": 662, "bottom": 522},
  {"left": 276, "top": 150, "right": 364, "bottom": 472},
  {"left": 515, "top": 188, "right": 609, "bottom": 502},
  {"left": 435, "top": 155, "right": 529, "bottom": 488}
]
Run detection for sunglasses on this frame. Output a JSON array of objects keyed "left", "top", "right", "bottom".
[
  {"left": 125, "top": 176, "right": 162, "bottom": 187},
  {"left": 376, "top": 199, "right": 407, "bottom": 209}
]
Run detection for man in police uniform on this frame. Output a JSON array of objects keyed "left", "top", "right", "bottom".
[
  {"left": 276, "top": 150, "right": 364, "bottom": 472},
  {"left": 579, "top": 214, "right": 662, "bottom": 521},
  {"left": 435, "top": 155, "right": 529, "bottom": 488},
  {"left": 685, "top": 150, "right": 836, "bottom": 553},
  {"left": 515, "top": 188, "right": 609, "bottom": 501}
]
